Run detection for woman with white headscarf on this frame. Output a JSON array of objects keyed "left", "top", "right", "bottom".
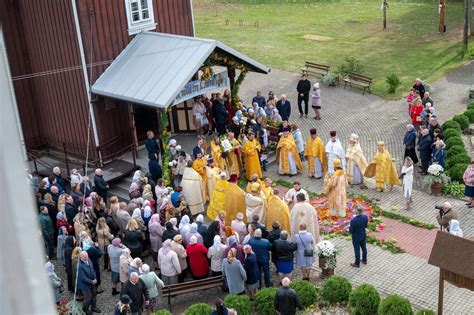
[
  {"left": 132, "top": 208, "right": 147, "bottom": 232},
  {"left": 132, "top": 170, "right": 142, "bottom": 183},
  {"left": 184, "top": 223, "right": 203, "bottom": 246},
  {"left": 45, "top": 260, "right": 63, "bottom": 304},
  {"left": 148, "top": 213, "right": 163, "bottom": 270},
  {"left": 186, "top": 235, "right": 209, "bottom": 279},
  {"left": 139, "top": 264, "right": 164, "bottom": 314},
  {"left": 119, "top": 248, "right": 133, "bottom": 284},
  {"left": 158, "top": 239, "right": 181, "bottom": 285},
  {"left": 207, "top": 235, "right": 227, "bottom": 276},
  {"left": 449, "top": 220, "right": 463, "bottom": 237},
  {"left": 178, "top": 215, "right": 191, "bottom": 236}
]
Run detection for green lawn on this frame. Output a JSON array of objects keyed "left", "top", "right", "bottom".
[{"left": 194, "top": 0, "right": 471, "bottom": 98}]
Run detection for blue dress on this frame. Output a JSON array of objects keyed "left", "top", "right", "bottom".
[{"left": 295, "top": 231, "right": 314, "bottom": 268}]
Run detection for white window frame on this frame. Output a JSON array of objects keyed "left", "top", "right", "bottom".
[{"left": 124, "top": 0, "right": 157, "bottom": 35}]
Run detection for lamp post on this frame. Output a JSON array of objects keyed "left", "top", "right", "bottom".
[{"left": 439, "top": 0, "right": 446, "bottom": 33}]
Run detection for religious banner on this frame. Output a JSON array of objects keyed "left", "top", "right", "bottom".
[{"left": 174, "top": 69, "right": 228, "bottom": 104}]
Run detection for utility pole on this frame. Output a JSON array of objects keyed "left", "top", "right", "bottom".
[
  {"left": 439, "top": 0, "right": 446, "bottom": 33},
  {"left": 382, "top": 0, "right": 388, "bottom": 29},
  {"left": 464, "top": 0, "right": 469, "bottom": 48}
]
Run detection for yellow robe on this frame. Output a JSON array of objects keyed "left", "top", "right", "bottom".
[
  {"left": 224, "top": 183, "right": 246, "bottom": 222},
  {"left": 193, "top": 158, "right": 206, "bottom": 182},
  {"left": 266, "top": 195, "right": 290, "bottom": 231},
  {"left": 210, "top": 142, "right": 225, "bottom": 170},
  {"left": 365, "top": 149, "right": 401, "bottom": 190},
  {"left": 206, "top": 166, "right": 221, "bottom": 201},
  {"left": 207, "top": 179, "right": 229, "bottom": 220},
  {"left": 276, "top": 135, "right": 303, "bottom": 174},
  {"left": 226, "top": 138, "right": 243, "bottom": 176},
  {"left": 246, "top": 180, "right": 264, "bottom": 193},
  {"left": 345, "top": 143, "right": 368, "bottom": 184},
  {"left": 323, "top": 169, "right": 348, "bottom": 217},
  {"left": 262, "top": 184, "right": 274, "bottom": 201},
  {"left": 304, "top": 136, "right": 324, "bottom": 175},
  {"left": 243, "top": 139, "right": 262, "bottom": 180}
]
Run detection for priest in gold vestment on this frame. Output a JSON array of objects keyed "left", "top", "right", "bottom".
[
  {"left": 207, "top": 172, "right": 229, "bottom": 220},
  {"left": 290, "top": 192, "right": 319, "bottom": 242},
  {"left": 364, "top": 141, "right": 401, "bottom": 192},
  {"left": 345, "top": 134, "right": 368, "bottom": 188},
  {"left": 224, "top": 175, "right": 246, "bottom": 222},
  {"left": 276, "top": 127, "right": 303, "bottom": 176},
  {"left": 245, "top": 182, "right": 266, "bottom": 225},
  {"left": 225, "top": 132, "right": 243, "bottom": 177},
  {"left": 205, "top": 158, "right": 221, "bottom": 201},
  {"left": 304, "top": 128, "right": 324, "bottom": 179},
  {"left": 266, "top": 189, "right": 290, "bottom": 231},
  {"left": 323, "top": 158, "right": 348, "bottom": 218},
  {"left": 243, "top": 133, "right": 262, "bottom": 180},
  {"left": 181, "top": 160, "right": 205, "bottom": 215},
  {"left": 210, "top": 136, "right": 226, "bottom": 170}
]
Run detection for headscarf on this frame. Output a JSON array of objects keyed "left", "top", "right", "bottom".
[
  {"left": 143, "top": 206, "right": 152, "bottom": 219},
  {"left": 56, "top": 212, "right": 64, "bottom": 220},
  {"left": 213, "top": 235, "right": 222, "bottom": 251},
  {"left": 132, "top": 170, "right": 142, "bottom": 183},
  {"left": 195, "top": 214, "right": 204, "bottom": 223},
  {"left": 149, "top": 213, "right": 160, "bottom": 228},
  {"left": 169, "top": 217, "right": 178, "bottom": 230},
  {"left": 189, "top": 235, "right": 198, "bottom": 245},
  {"left": 112, "top": 238, "right": 121, "bottom": 247},
  {"left": 228, "top": 236, "right": 237, "bottom": 247},
  {"left": 189, "top": 223, "right": 198, "bottom": 233},
  {"left": 142, "top": 184, "right": 153, "bottom": 200},
  {"left": 44, "top": 261, "right": 55, "bottom": 274},
  {"left": 227, "top": 248, "right": 236, "bottom": 264},
  {"left": 129, "top": 182, "right": 139, "bottom": 193},
  {"left": 85, "top": 197, "right": 93, "bottom": 207},
  {"left": 162, "top": 239, "right": 172, "bottom": 255},
  {"left": 89, "top": 192, "right": 98, "bottom": 199},
  {"left": 132, "top": 208, "right": 142, "bottom": 220},
  {"left": 179, "top": 215, "right": 191, "bottom": 235},
  {"left": 141, "top": 264, "right": 150, "bottom": 274},
  {"left": 449, "top": 220, "right": 463, "bottom": 237}
]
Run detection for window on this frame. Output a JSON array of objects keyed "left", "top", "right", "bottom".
[{"left": 125, "top": 0, "right": 157, "bottom": 35}]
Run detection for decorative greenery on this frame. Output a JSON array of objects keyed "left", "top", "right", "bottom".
[
  {"left": 447, "top": 163, "right": 469, "bottom": 182},
  {"left": 160, "top": 109, "right": 172, "bottom": 186},
  {"left": 468, "top": 102, "right": 474, "bottom": 111},
  {"left": 422, "top": 164, "right": 450, "bottom": 188},
  {"left": 442, "top": 120, "right": 461, "bottom": 131},
  {"left": 445, "top": 136, "right": 464, "bottom": 150},
  {"left": 447, "top": 144, "right": 467, "bottom": 157},
  {"left": 231, "top": 70, "right": 248, "bottom": 109},
  {"left": 321, "top": 276, "right": 352, "bottom": 305},
  {"left": 415, "top": 309, "right": 436, "bottom": 315},
  {"left": 367, "top": 236, "right": 404, "bottom": 254},
  {"left": 386, "top": 73, "right": 401, "bottom": 94},
  {"left": 378, "top": 294, "right": 414, "bottom": 315},
  {"left": 453, "top": 114, "right": 470, "bottom": 130},
  {"left": 349, "top": 284, "right": 381, "bottom": 315},
  {"left": 57, "top": 300, "right": 84, "bottom": 315},
  {"left": 442, "top": 181, "right": 466, "bottom": 198},
  {"left": 254, "top": 288, "right": 277, "bottom": 315},
  {"left": 443, "top": 128, "right": 461, "bottom": 140},
  {"left": 335, "top": 57, "right": 365, "bottom": 78},
  {"left": 322, "top": 72, "right": 337, "bottom": 86},
  {"left": 184, "top": 303, "right": 213, "bottom": 315},
  {"left": 153, "top": 310, "right": 173, "bottom": 315},
  {"left": 290, "top": 280, "right": 321, "bottom": 308},
  {"left": 380, "top": 210, "right": 436, "bottom": 230},
  {"left": 224, "top": 294, "right": 252, "bottom": 315},
  {"left": 464, "top": 109, "right": 474, "bottom": 123},
  {"left": 446, "top": 153, "right": 471, "bottom": 169}
]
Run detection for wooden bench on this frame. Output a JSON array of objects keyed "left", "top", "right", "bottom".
[
  {"left": 343, "top": 72, "right": 373, "bottom": 95},
  {"left": 161, "top": 276, "right": 223, "bottom": 311},
  {"left": 300, "top": 61, "right": 330, "bottom": 78}
]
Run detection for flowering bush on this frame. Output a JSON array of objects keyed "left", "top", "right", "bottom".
[
  {"left": 315, "top": 240, "right": 336, "bottom": 257},
  {"left": 427, "top": 164, "right": 443, "bottom": 176},
  {"left": 423, "top": 163, "right": 450, "bottom": 187}
]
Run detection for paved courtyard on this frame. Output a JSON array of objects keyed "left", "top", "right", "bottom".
[{"left": 54, "top": 61, "right": 474, "bottom": 314}]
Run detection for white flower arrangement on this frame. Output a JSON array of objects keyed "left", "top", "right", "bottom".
[
  {"left": 315, "top": 240, "right": 337, "bottom": 257},
  {"left": 168, "top": 160, "right": 177, "bottom": 167},
  {"left": 427, "top": 163, "right": 444, "bottom": 176},
  {"left": 176, "top": 145, "right": 182, "bottom": 151}
]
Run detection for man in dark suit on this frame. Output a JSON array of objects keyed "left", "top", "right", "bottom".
[
  {"left": 349, "top": 206, "right": 368, "bottom": 268},
  {"left": 214, "top": 97, "right": 228, "bottom": 135},
  {"left": 296, "top": 74, "right": 311, "bottom": 117},
  {"left": 77, "top": 251, "right": 100, "bottom": 314},
  {"left": 145, "top": 130, "right": 160, "bottom": 161},
  {"left": 276, "top": 94, "right": 291, "bottom": 122},
  {"left": 94, "top": 168, "right": 109, "bottom": 203}
]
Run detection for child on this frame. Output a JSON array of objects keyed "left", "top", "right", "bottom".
[
  {"left": 260, "top": 147, "right": 268, "bottom": 172},
  {"left": 56, "top": 226, "right": 69, "bottom": 265},
  {"left": 406, "top": 88, "right": 415, "bottom": 116}
]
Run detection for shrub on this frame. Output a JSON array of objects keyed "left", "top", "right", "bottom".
[
  {"left": 322, "top": 72, "right": 337, "bottom": 86},
  {"left": 184, "top": 303, "right": 213, "bottom": 315},
  {"left": 464, "top": 109, "right": 474, "bottom": 123},
  {"left": 442, "top": 120, "right": 461, "bottom": 131},
  {"left": 422, "top": 81, "right": 431, "bottom": 93},
  {"left": 349, "top": 284, "right": 381, "bottom": 315},
  {"left": 378, "top": 294, "right": 414, "bottom": 315},
  {"left": 415, "top": 309, "right": 436, "bottom": 315},
  {"left": 153, "top": 310, "right": 173, "bottom": 315},
  {"left": 453, "top": 114, "right": 470, "bottom": 130},
  {"left": 322, "top": 275, "right": 352, "bottom": 304},
  {"left": 386, "top": 73, "right": 401, "bottom": 94},
  {"left": 443, "top": 181, "right": 465, "bottom": 198},
  {"left": 446, "top": 153, "right": 471, "bottom": 169},
  {"left": 447, "top": 144, "right": 467, "bottom": 157},
  {"left": 443, "top": 128, "right": 461, "bottom": 140},
  {"left": 445, "top": 136, "right": 464, "bottom": 150},
  {"left": 290, "top": 280, "right": 321, "bottom": 308},
  {"left": 335, "top": 57, "right": 365, "bottom": 78},
  {"left": 224, "top": 294, "right": 252, "bottom": 315},
  {"left": 447, "top": 163, "right": 469, "bottom": 182},
  {"left": 254, "top": 288, "right": 277, "bottom": 315},
  {"left": 468, "top": 102, "right": 474, "bottom": 111}
]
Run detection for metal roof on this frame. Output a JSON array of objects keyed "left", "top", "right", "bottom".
[{"left": 91, "top": 32, "right": 270, "bottom": 109}]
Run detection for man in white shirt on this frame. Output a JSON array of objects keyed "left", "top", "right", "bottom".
[
  {"left": 325, "top": 130, "right": 345, "bottom": 174},
  {"left": 284, "top": 181, "right": 309, "bottom": 209}
]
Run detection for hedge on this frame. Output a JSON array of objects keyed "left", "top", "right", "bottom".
[
  {"left": 224, "top": 294, "right": 252, "bottom": 315},
  {"left": 446, "top": 153, "right": 471, "bottom": 169},
  {"left": 289, "top": 280, "right": 320, "bottom": 308},
  {"left": 349, "top": 284, "right": 381, "bottom": 315},
  {"left": 442, "top": 120, "right": 461, "bottom": 131},
  {"left": 447, "top": 145, "right": 467, "bottom": 157},
  {"left": 322, "top": 276, "right": 352, "bottom": 304},
  {"left": 415, "top": 309, "right": 436, "bottom": 315},
  {"left": 468, "top": 102, "right": 474, "bottom": 111},
  {"left": 453, "top": 114, "right": 470, "bottom": 130},
  {"left": 153, "top": 310, "right": 173, "bottom": 315},
  {"left": 184, "top": 303, "right": 213, "bottom": 315},
  {"left": 447, "top": 163, "right": 469, "bottom": 182},
  {"left": 443, "top": 128, "right": 461, "bottom": 140},
  {"left": 254, "top": 288, "right": 277, "bottom": 315},
  {"left": 445, "top": 136, "right": 464, "bottom": 150},
  {"left": 464, "top": 109, "right": 474, "bottom": 123},
  {"left": 378, "top": 294, "right": 414, "bottom": 315}
]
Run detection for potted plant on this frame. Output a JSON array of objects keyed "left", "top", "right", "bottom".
[
  {"left": 422, "top": 164, "right": 450, "bottom": 196},
  {"left": 315, "top": 240, "right": 340, "bottom": 278}
]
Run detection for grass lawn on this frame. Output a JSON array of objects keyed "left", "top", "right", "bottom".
[{"left": 194, "top": 0, "right": 472, "bottom": 98}]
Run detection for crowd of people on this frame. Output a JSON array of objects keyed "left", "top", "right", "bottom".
[{"left": 33, "top": 77, "right": 469, "bottom": 314}]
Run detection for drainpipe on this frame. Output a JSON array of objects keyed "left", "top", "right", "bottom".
[
  {"left": 189, "top": 0, "right": 195, "bottom": 36},
  {"left": 71, "top": 0, "right": 102, "bottom": 165}
]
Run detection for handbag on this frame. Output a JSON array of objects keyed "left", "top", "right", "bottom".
[{"left": 298, "top": 233, "right": 313, "bottom": 257}]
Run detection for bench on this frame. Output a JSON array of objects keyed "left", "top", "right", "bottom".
[
  {"left": 161, "top": 276, "right": 223, "bottom": 311},
  {"left": 343, "top": 72, "right": 373, "bottom": 95},
  {"left": 300, "top": 61, "right": 330, "bottom": 78}
]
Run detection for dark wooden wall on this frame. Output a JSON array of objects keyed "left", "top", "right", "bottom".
[{"left": 1, "top": 0, "right": 194, "bottom": 159}]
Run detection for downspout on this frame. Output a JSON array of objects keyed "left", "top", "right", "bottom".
[
  {"left": 189, "top": 0, "right": 195, "bottom": 36},
  {"left": 71, "top": 0, "right": 102, "bottom": 164}
]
